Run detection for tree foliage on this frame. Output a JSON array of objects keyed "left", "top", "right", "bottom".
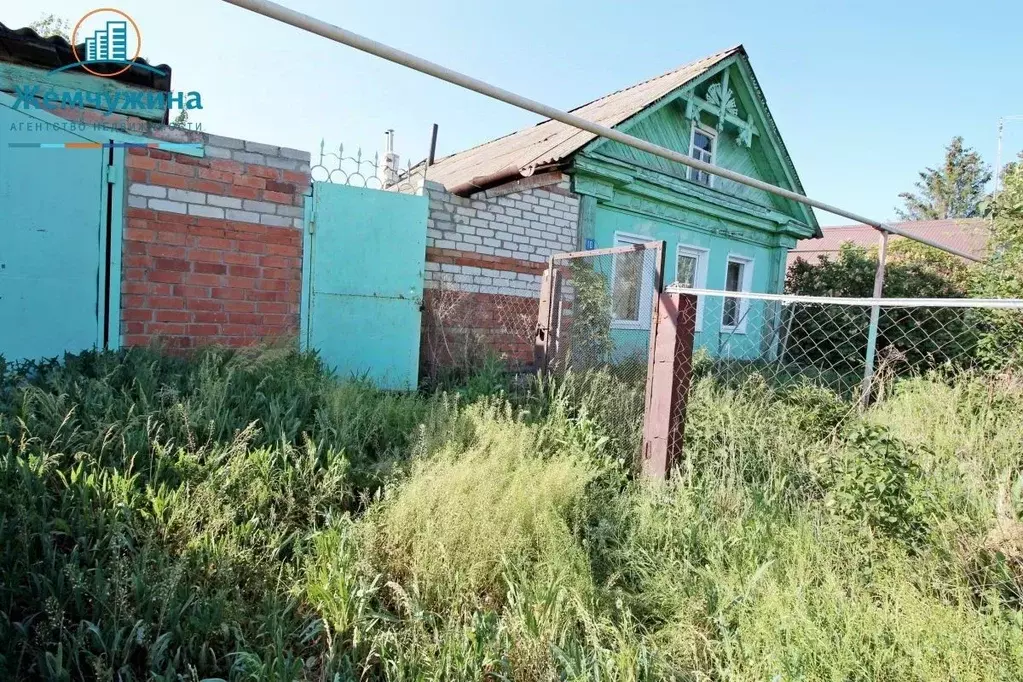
[
  {"left": 897, "top": 136, "right": 992, "bottom": 220},
  {"left": 786, "top": 243, "right": 978, "bottom": 375},
  {"left": 27, "top": 13, "right": 71, "bottom": 41},
  {"left": 971, "top": 151, "right": 1023, "bottom": 367}
]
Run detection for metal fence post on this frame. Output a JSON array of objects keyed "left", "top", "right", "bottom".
[
  {"left": 642, "top": 241, "right": 666, "bottom": 419},
  {"left": 860, "top": 230, "right": 889, "bottom": 406},
  {"left": 534, "top": 262, "right": 559, "bottom": 372},
  {"left": 641, "top": 292, "right": 698, "bottom": 479}
]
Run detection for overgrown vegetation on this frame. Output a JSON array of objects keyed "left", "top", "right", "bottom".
[{"left": 2, "top": 347, "right": 1023, "bottom": 680}]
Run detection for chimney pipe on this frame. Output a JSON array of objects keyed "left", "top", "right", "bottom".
[{"left": 380, "top": 129, "right": 399, "bottom": 187}]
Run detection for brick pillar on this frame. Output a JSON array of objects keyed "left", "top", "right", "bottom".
[{"left": 641, "top": 293, "right": 698, "bottom": 479}]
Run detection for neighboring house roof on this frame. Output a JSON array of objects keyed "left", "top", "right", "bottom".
[
  {"left": 0, "top": 21, "right": 172, "bottom": 92},
  {"left": 787, "top": 218, "right": 991, "bottom": 266},
  {"left": 425, "top": 46, "right": 743, "bottom": 194}
]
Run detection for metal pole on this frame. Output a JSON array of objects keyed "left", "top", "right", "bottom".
[
  {"left": 860, "top": 231, "right": 889, "bottom": 407},
  {"left": 427, "top": 123, "right": 439, "bottom": 166},
  {"left": 221, "top": 0, "right": 981, "bottom": 263},
  {"left": 995, "top": 115, "right": 1023, "bottom": 196},
  {"left": 996, "top": 117, "right": 1004, "bottom": 196}
]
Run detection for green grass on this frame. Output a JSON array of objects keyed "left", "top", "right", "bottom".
[{"left": 1, "top": 347, "right": 1022, "bottom": 680}]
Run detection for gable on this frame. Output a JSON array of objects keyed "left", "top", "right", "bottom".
[
  {"left": 581, "top": 55, "right": 817, "bottom": 233},
  {"left": 422, "top": 47, "right": 741, "bottom": 194}
]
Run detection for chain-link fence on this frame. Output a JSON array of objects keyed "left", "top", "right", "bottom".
[
  {"left": 664, "top": 287, "right": 1023, "bottom": 398},
  {"left": 537, "top": 242, "right": 664, "bottom": 444},
  {"left": 420, "top": 280, "right": 538, "bottom": 378}
]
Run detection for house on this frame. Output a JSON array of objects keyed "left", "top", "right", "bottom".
[
  {"left": 420, "top": 45, "right": 820, "bottom": 364},
  {"left": 787, "top": 218, "right": 990, "bottom": 267},
  {"left": 2, "top": 24, "right": 820, "bottom": 382}
]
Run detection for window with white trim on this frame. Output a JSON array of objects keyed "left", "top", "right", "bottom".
[
  {"left": 688, "top": 126, "right": 716, "bottom": 187},
  {"left": 610, "top": 233, "right": 655, "bottom": 329},
  {"left": 675, "top": 244, "right": 708, "bottom": 331},
  {"left": 722, "top": 255, "right": 753, "bottom": 333}
]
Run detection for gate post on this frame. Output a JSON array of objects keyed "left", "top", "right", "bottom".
[
  {"left": 641, "top": 293, "right": 698, "bottom": 479},
  {"left": 534, "top": 264, "right": 560, "bottom": 371}
]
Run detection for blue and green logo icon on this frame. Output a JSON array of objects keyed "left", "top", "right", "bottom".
[{"left": 50, "top": 8, "right": 166, "bottom": 78}]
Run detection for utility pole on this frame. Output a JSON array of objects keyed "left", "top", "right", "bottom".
[{"left": 995, "top": 115, "right": 1023, "bottom": 195}]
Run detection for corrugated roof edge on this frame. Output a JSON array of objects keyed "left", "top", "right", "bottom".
[
  {"left": 0, "top": 21, "right": 172, "bottom": 92},
  {"left": 425, "top": 45, "right": 741, "bottom": 174}
]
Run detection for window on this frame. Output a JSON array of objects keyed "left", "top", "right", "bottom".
[
  {"left": 611, "top": 233, "right": 655, "bottom": 329},
  {"left": 722, "top": 255, "right": 753, "bottom": 333},
  {"left": 689, "top": 126, "right": 716, "bottom": 186},
  {"left": 675, "top": 244, "right": 708, "bottom": 330}
]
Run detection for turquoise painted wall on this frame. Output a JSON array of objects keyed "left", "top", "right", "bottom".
[{"left": 593, "top": 203, "right": 785, "bottom": 361}]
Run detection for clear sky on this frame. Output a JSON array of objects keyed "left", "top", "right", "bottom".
[{"left": 6, "top": 0, "right": 1023, "bottom": 226}]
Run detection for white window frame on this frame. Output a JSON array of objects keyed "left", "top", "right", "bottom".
[
  {"left": 675, "top": 243, "right": 709, "bottom": 332},
  {"left": 688, "top": 125, "right": 717, "bottom": 188},
  {"left": 721, "top": 254, "right": 754, "bottom": 334},
  {"left": 610, "top": 231, "right": 655, "bottom": 330}
]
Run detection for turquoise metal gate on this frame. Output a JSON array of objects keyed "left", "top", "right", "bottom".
[
  {"left": 0, "top": 96, "right": 120, "bottom": 363},
  {"left": 301, "top": 182, "right": 428, "bottom": 390}
]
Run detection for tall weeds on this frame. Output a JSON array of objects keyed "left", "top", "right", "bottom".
[{"left": 1, "top": 348, "right": 1021, "bottom": 680}]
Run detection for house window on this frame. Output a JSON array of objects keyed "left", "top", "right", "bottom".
[
  {"left": 689, "top": 127, "right": 716, "bottom": 187},
  {"left": 722, "top": 255, "right": 753, "bottom": 333},
  {"left": 676, "top": 244, "right": 708, "bottom": 331},
  {"left": 611, "top": 233, "right": 654, "bottom": 329}
]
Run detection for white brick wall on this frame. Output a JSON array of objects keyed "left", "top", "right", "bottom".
[
  {"left": 425, "top": 262, "right": 541, "bottom": 298},
  {"left": 424, "top": 177, "right": 579, "bottom": 297}
]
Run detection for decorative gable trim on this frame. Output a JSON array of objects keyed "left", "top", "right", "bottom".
[{"left": 581, "top": 51, "right": 819, "bottom": 236}]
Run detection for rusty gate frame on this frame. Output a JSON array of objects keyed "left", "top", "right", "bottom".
[{"left": 534, "top": 241, "right": 699, "bottom": 480}]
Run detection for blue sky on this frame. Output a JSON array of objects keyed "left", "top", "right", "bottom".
[{"left": 7, "top": 0, "right": 1022, "bottom": 226}]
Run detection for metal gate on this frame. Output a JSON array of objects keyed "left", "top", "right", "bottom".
[
  {"left": 301, "top": 181, "right": 428, "bottom": 390},
  {"left": 0, "top": 96, "right": 121, "bottom": 363}
]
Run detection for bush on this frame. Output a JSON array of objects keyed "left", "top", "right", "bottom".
[{"left": 787, "top": 242, "right": 981, "bottom": 373}]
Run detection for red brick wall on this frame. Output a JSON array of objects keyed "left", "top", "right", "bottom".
[
  {"left": 121, "top": 146, "right": 308, "bottom": 349},
  {"left": 121, "top": 208, "right": 302, "bottom": 349},
  {"left": 421, "top": 289, "right": 537, "bottom": 371}
]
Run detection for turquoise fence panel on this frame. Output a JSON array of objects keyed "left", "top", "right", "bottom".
[
  {"left": 304, "top": 182, "right": 428, "bottom": 390},
  {"left": 0, "top": 100, "right": 107, "bottom": 363}
]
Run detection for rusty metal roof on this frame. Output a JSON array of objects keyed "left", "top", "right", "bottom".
[
  {"left": 788, "top": 219, "right": 991, "bottom": 266},
  {"left": 425, "top": 46, "right": 743, "bottom": 194}
]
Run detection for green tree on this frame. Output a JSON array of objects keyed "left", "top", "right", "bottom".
[
  {"left": 897, "top": 136, "right": 992, "bottom": 220},
  {"left": 971, "top": 151, "right": 1023, "bottom": 367},
  {"left": 28, "top": 13, "right": 71, "bottom": 41},
  {"left": 786, "top": 243, "right": 978, "bottom": 375}
]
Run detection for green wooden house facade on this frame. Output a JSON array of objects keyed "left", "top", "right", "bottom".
[{"left": 424, "top": 45, "right": 820, "bottom": 361}]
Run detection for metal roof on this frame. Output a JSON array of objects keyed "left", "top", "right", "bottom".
[
  {"left": 0, "top": 21, "right": 172, "bottom": 92},
  {"left": 788, "top": 218, "right": 991, "bottom": 266},
  {"left": 424, "top": 46, "right": 743, "bottom": 194}
]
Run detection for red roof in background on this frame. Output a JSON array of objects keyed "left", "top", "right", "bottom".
[{"left": 787, "top": 219, "right": 991, "bottom": 267}]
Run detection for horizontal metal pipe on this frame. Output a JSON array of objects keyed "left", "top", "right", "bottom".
[
  {"left": 551, "top": 240, "right": 663, "bottom": 261},
  {"left": 220, "top": 0, "right": 983, "bottom": 263},
  {"left": 665, "top": 286, "right": 1023, "bottom": 309}
]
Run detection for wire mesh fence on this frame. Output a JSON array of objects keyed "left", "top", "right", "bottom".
[
  {"left": 664, "top": 287, "right": 1023, "bottom": 398},
  {"left": 420, "top": 280, "right": 538, "bottom": 378},
  {"left": 539, "top": 242, "right": 663, "bottom": 442}
]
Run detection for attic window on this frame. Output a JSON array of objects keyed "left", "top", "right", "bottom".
[{"left": 688, "top": 127, "right": 716, "bottom": 187}]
